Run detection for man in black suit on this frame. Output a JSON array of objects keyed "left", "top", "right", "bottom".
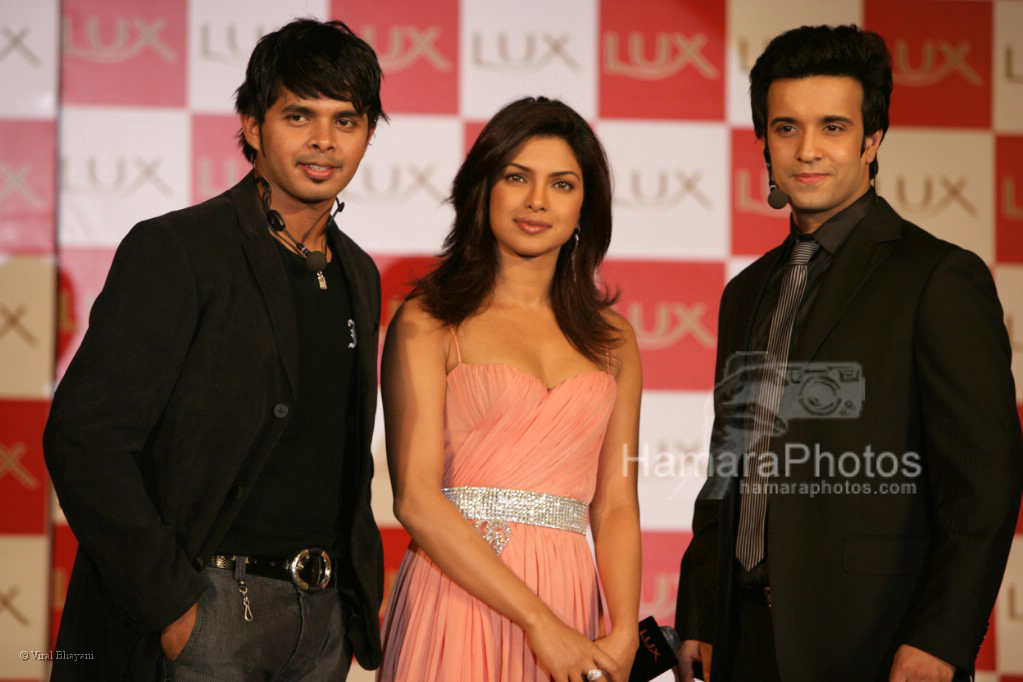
[
  {"left": 675, "top": 25, "right": 1022, "bottom": 682},
  {"left": 44, "top": 19, "right": 386, "bottom": 681}
]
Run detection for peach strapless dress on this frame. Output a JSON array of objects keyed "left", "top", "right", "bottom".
[{"left": 378, "top": 354, "right": 617, "bottom": 681}]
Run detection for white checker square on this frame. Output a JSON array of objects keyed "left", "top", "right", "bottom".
[
  {"left": 0, "top": 535, "right": 50, "bottom": 679},
  {"left": 874, "top": 128, "right": 995, "bottom": 263},
  {"left": 994, "top": 0, "right": 1023, "bottom": 133},
  {"left": 994, "top": 265, "right": 1023, "bottom": 404},
  {"left": 187, "top": 0, "right": 329, "bottom": 113},
  {"left": 0, "top": 255, "right": 56, "bottom": 399},
  {"left": 0, "top": 0, "right": 59, "bottom": 119},
  {"left": 368, "top": 392, "right": 398, "bottom": 527},
  {"left": 59, "top": 106, "right": 190, "bottom": 247},
  {"left": 996, "top": 536, "right": 1023, "bottom": 673},
  {"left": 460, "top": 0, "right": 598, "bottom": 120},
  {"left": 634, "top": 390, "right": 714, "bottom": 531},
  {"left": 599, "top": 120, "right": 729, "bottom": 260},
  {"left": 339, "top": 114, "right": 460, "bottom": 255},
  {"left": 725, "top": 0, "right": 861, "bottom": 127},
  {"left": 727, "top": 255, "right": 756, "bottom": 282}
]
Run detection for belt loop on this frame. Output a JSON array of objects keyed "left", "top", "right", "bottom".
[{"left": 233, "top": 555, "right": 248, "bottom": 581}]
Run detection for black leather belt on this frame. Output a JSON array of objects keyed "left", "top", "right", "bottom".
[{"left": 210, "top": 548, "right": 334, "bottom": 592}]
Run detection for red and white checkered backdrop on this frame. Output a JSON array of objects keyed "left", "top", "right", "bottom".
[{"left": 1, "top": 0, "right": 1021, "bottom": 679}]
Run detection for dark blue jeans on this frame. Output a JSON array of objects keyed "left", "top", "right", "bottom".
[{"left": 164, "top": 565, "right": 351, "bottom": 681}]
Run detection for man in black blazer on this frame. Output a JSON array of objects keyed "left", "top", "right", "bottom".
[
  {"left": 675, "top": 25, "right": 1022, "bottom": 682},
  {"left": 44, "top": 20, "right": 386, "bottom": 681}
]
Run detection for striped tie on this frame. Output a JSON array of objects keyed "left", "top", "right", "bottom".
[{"left": 735, "top": 238, "right": 820, "bottom": 571}]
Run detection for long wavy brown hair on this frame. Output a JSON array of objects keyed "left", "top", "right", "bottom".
[{"left": 414, "top": 97, "right": 620, "bottom": 365}]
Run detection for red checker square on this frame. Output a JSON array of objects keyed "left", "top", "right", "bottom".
[
  {"left": 599, "top": 0, "right": 725, "bottom": 121},
  {"left": 56, "top": 247, "right": 118, "bottom": 381},
  {"left": 976, "top": 609, "right": 996, "bottom": 670},
  {"left": 731, "top": 127, "right": 789, "bottom": 257},
  {"left": 997, "top": 136, "right": 1023, "bottom": 264},
  {"left": 192, "top": 114, "right": 250, "bottom": 205},
  {"left": 0, "top": 120, "right": 57, "bottom": 254},
  {"left": 0, "top": 400, "right": 50, "bottom": 534},
  {"left": 378, "top": 525, "right": 412, "bottom": 621},
  {"left": 375, "top": 255, "right": 440, "bottom": 334},
  {"left": 600, "top": 260, "right": 723, "bottom": 391},
  {"left": 464, "top": 121, "right": 487, "bottom": 156},
  {"left": 51, "top": 521, "right": 79, "bottom": 647},
  {"left": 335, "top": 0, "right": 459, "bottom": 115},
  {"left": 865, "top": 0, "right": 992, "bottom": 128},
  {"left": 639, "top": 531, "right": 691, "bottom": 629},
  {"left": 62, "top": 0, "right": 187, "bottom": 107}
]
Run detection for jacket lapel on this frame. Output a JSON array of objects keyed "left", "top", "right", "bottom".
[
  {"left": 230, "top": 172, "right": 300, "bottom": 396},
  {"left": 790, "top": 197, "right": 903, "bottom": 361}
]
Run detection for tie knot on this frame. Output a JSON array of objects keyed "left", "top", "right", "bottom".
[{"left": 788, "top": 239, "right": 820, "bottom": 266}]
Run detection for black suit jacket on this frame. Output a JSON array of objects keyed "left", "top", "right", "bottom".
[
  {"left": 676, "top": 197, "right": 1022, "bottom": 681},
  {"left": 44, "top": 173, "right": 384, "bottom": 680}
]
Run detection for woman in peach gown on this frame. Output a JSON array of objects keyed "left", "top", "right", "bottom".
[{"left": 378, "top": 97, "right": 642, "bottom": 682}]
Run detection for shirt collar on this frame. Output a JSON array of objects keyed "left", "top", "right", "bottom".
[{"left": 788, "top": 187, "right": 877, "bottom": 255}]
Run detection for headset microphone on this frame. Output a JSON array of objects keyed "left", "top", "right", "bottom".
[
  {"left": 256, "top": 176, "right": 336, "bottom": 274},
  {"left": 763, "top": 151, "right": 790, "bottom": 210},
  {"left": 767, "top": 184, "right": 790, "bottom": 210}
]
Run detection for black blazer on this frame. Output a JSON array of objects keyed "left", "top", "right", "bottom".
[
  {"left": 676, "top": 197, "right": 1022, "bottom": 682},
  {"left": 44, "top": 173, "right": 384, "bottom": 680}
]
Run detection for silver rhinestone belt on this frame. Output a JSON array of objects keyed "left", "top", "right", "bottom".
[{"left": 443, "top": 486, "right": 588, "bottom": 554}]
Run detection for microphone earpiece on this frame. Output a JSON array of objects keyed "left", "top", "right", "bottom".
[
  {"left": 255, "top": 175, "right": 329, "bottom": 273},
  {"left": 267, "top": 209, "right": 286, "bottom": 232},
  {"left": 763, "top": 152, "right": 790, "bottom": 210}
]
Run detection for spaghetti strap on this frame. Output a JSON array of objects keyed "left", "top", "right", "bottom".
[
  {"left": 604, "top": 347, "right": 612, "bottom": 373},
  {"left": 449, "top": 327, "right": 463, "bottom": 364}
]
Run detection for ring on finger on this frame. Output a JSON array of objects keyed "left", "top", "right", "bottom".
[{"left": 586, "top": 670, "right": 604, "bottom": 681}]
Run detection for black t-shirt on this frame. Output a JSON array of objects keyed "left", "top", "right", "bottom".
[{"left": 217, "top": 236, "right": 356, "bottom": 557}]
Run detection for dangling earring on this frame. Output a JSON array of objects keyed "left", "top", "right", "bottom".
[{"left": 570, "top": 225, "right": 581, "bottom": 273}]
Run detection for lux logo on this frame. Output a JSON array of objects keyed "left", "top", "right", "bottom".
[
  {"left": 1003, "top": 177, "right": 1023, "bottom": 219},
  {"left": 347, "top": 165, "right": 445, "bottom": 204},
  {"left": 617, "top": 170, "right": 712, "bottom": 212},
  {"left": 64, "top": 156, "right": 172, "bottom": 199},
  {"left": 0, "top": 164, "right": 44, "bottom": 207},
  {"left": 1006, "top": 46, "right": 1023, "bottom": 83},
  {"left": 736, "top": 37, "right": 769, "bottom": 74},
  {"left": 0, "top": 26, "right": 40, "bottom": 66},
  {"left": 1010, "top": 584, "right": 1023, "bottom": 622},
  {"left": 362, "top": 25, "right": 451, "bottom": 72},
  {"left": 0, "top": 587, "right": 29, "bottom": 626},
  {"left": 735, "top": 168, "right": 779, "bottom": 216},
  {"left": 893, "top": 176, "right": 977, "bottom": 217},
  {"left": 639, "top": 574, "right": 677, "bottom": 615},
  {"left": 0, "top": 305, "right": 36, "bottom": 346},
  {"left": 199, "top": 23, "right": 266, "bottom": 65},
  {"left": 0, "top": 443, "right": 39, "bottom": 489},
  {"left": 63, "top": 16, "right": 176, "bottom": 64},
  {"left": 604, "top": 32, "right": 719, "bottom": 80},
  {"left": 1006, "top": 314, "right": 1023, "bottom": 354},
  {"left": 626, "top": 302, "right": 715, "bottom": 349},
  {"left": 472, "top": 33, "right": 579, "bottom": 72},
  {"left": 196, "top": 157, "right": 245, "bottom": 201},
  {"left": 639, "top": 626, "right": 661, "bottom": 662},
  {"left": 892, "top": 40, "right": 982, "bottom": 87}
]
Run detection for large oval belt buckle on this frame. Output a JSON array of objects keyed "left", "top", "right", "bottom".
[{"left": 288, "top": 548, "right": 332, "bottom": 592}]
